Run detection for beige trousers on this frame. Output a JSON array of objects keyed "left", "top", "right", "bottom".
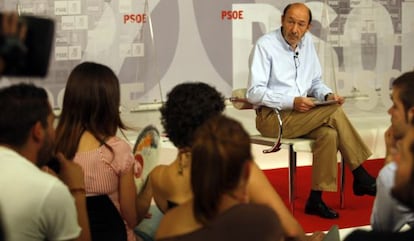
[{"left": 256, "top": 105, "right": 372, "bottom": 192}]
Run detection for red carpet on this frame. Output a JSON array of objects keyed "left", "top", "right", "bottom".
[{"left": 263, "top": 159, "right": 384, "bottom": 233}]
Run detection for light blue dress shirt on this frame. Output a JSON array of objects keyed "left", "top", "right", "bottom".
[{"left": 247, "top": 27, "right": 332, "bottom": 110}]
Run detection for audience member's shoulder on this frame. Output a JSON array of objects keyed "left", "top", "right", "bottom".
[
  {"left": 156, "top": 201, "right": 194, "bottom": 239},
  {"left": 217, "top": 203, "right": 280, "bottom": 228},
  {"left": 217, "top": 204, "right": 283, "bottom": 240},
  {"left": 228, "top": 203, "right": 278, "bottom": 220},
  {"left": 29, "top": 167, "right": 72, "bottom": 198},
  {"left": 149, "top": 165, "right": 168, "bottom": 186},
  {"left": 378, "top": 161, "right": 396, "bottom": 177},
  {"left": 27, "top": 163, "right": 60, "bottom": 182},
  {"left": 107, "top": 136, "right": 132, "bottom": 151}
]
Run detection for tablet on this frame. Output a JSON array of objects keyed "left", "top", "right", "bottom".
[{"left": 313, "top": 100, "right": 338, "bottom": 106}]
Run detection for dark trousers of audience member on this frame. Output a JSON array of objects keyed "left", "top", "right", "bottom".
[{"left": 87, "top": 195, "right": 127, "bottom": 241}]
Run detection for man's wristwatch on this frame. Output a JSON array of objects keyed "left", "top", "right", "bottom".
[{"left": 324, "top": 93, "right": 333, "bottom": 101}]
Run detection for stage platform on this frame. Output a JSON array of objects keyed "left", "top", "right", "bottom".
[
  {"left": 121, "top": 101, "right": 391, "bottom": 240},
  {"left": 122, "top": 100, "right": 390, "bottom": 170}
]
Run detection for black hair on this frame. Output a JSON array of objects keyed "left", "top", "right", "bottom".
[
  {"left": 392, "top": 71, "right": 414, "bottom": 124},
  {"left": 160, "top": 82, "right": 225, "bottom": 148},
  {"left": 0, "top": 83, "right": 50, "bottom": 147},
  {"left": 55, "top": 62, "right": 127, "bottom": 160}
]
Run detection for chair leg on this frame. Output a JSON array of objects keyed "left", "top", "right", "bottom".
[
  {"left": 340, "top": 157, "right": 345, "bottom": 209},
  {"left": 288, "top": 144, "right": 296, "bottom": 214}
]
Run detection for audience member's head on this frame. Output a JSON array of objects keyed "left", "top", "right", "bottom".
[
  {"left": 392, "top": 127, "right": 414, "bottom": 210},
  {"left": 391, "top": 71, "right": 414, "bottom": 129},
  {"left": 0, "top": 83, "right": 54, "bottom": 166},
  {"left": 191, "top": 115, "right": 253, "bottom": 225},
  {"left": 160, "top": 82, "right": 225, "bottom": 149},
  {"left": 55, "top": 61, "right": 126, "bottom": 159}
]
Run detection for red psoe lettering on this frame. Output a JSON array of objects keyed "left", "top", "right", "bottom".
[
  {"left": 221, "top": 10, "right": 227, "bottom": 20},
  {"left": 221, "top": 10, "right": 244, "bottom": 20},
  {"left": 124, "top": 15, "right": 130, "bottom": 23},
  {"left": 123, "top": 14, "right": 147, "bottom": 24}
]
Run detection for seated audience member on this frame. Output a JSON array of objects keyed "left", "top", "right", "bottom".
[
  {"left": 371, "top": 71, "right": 414, "bottom": 231},
  {"left": 138, "top": 82, "right": 322, "bottom": 241},
  {"left": 0, "top": 83, "right": 90, "bottom": 241},
  {"left": 140, "top": 82, "right": 226, "bottom": 214},
  {"left": 55, "top": 62, "right": 142, "bottom": 241},
  {"left": 155, "top": 115, "right": 284, "bottom": 241},
  {"left": 134, "top": 82, "right": 226, "bottom": 239},
  {"left": 345, "top": 124, "right": 414, "bottom": 240}
]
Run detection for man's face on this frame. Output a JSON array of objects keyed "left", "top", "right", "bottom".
[
  {"left": 392, "top": 127, "right": 414, "bottom": 207},
  {"left": 388, "top": 87, "right": 409, "bottom": 140},
  {"left": 281, "top": 4, "right": 311, "bottom": 49},
  {"left": 36, "top": 111, "right": 56, "bottom": 167}
]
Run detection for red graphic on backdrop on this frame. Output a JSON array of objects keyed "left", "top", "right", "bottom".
[
  {"left": 221, "top": 10, "right": 244, "bottom": 20},
  {"left": 123, "top": 14, "right": 147, "bottom": 24}
]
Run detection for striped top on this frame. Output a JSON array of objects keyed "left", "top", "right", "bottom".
[{"left": 74, "top": 136, "right": 138, "bottom": 241}]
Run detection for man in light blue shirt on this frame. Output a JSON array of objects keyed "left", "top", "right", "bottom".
[{"left": 247, "top": 2, "right": 376, "bottom": 219}]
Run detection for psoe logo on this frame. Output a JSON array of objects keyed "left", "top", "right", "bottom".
[{"left": 123, "top": 14, "right": 147, "bottom": 24}]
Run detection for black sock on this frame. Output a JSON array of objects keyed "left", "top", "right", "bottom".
[
  {"left": 308, "top": 190, "right": 322, "bottom": 203},
  {"left": 352, "top": 165, "right": 374, "bottom": 184}
]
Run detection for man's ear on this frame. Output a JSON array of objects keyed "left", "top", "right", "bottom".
[
  {"left": 237, "top": 161, "right": 252, "bottom": 204},
  {"left": 242, "top": 161, "right": 252, "bottom": 182},
  {"left": 307, "top": 23, "right": 312, "bottom": 31},
  {"left": 409, "top": 107, "right": 414, "bottom": 125},
  {"left": 31, "top": 121, "right": 45, "bottom": 143}
]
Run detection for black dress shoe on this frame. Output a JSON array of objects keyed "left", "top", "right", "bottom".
[
  {"left": 305, "top": 200, "right": 339, "bottom": 219},
  {"left": 353, "top": 180, "right": 376, "bottom": 196}
]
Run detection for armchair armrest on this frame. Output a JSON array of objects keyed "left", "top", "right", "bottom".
[
  {"left": 230, "top": 88, "right": 254, "bottom": 110},
  {"left": 262, "top": 109, "right": 282, "bottom": 153}
]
